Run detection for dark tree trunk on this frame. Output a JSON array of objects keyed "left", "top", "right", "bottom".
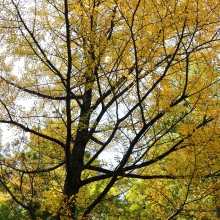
[{"left": 62, "top": 84, "right": 93, "bottom": 219}]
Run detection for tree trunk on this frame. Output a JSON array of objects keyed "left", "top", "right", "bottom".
[{"left": 61, "top": 85, "right": 93, "bottom": 219}]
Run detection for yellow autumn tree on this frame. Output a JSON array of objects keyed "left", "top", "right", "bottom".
[{"left": 0, "top": 0, "right": 219, "bottom": 219}]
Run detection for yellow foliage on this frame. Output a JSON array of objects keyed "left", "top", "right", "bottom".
[{"left": 0, "top": 0, "right": 219, "bottom": 219}]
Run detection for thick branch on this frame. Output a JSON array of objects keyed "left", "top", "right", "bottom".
[
  {"left": 1, "top": 161, "right": 65, "bottom": 174},
  {"left": 0, "top": 120, "right": 65, "bottom": 148}
]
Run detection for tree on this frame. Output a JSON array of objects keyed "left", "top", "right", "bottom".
[{"left": 0, "top": 0, "right": 219, "bottom": 219}]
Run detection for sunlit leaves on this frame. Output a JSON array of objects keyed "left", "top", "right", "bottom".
[{"left": 0, "top": 0, "right": 219, "bottom": 219}]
